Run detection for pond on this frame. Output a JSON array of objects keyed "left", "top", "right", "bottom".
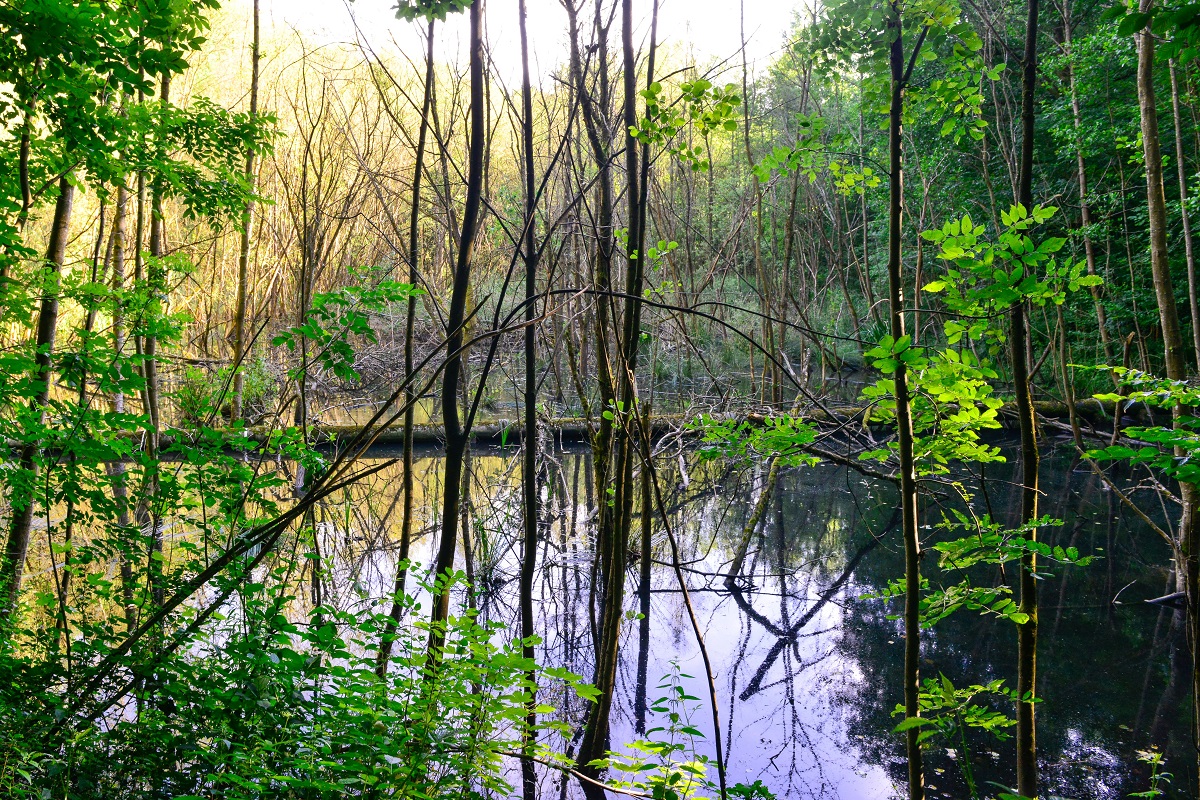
[{"left": 320, "top": 438, "right": 1192, "bottom": 799}]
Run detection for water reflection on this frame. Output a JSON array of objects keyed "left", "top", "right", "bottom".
[{"left": 314, "top": 442, "right": 1190, "bottom": 798}]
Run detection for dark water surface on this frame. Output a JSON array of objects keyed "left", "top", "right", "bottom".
[{"left": 335, "top": 440, "right": 1192, "bottom": 799}]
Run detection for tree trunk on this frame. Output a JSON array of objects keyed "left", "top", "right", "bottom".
[
  {"left": 1014, "top": 0, "right": 1042, "bottom": 793},
  {"left": 376, "top": 19, "right": 435, "bottom": 676},
  {"left": 429, "top": 0, "right": 485, "bottom": 652},
  {"left": 108, "top": 182, "right": 138, "bottom": 632},
  {"left": 577, "top": 0, "right": 658, "bottom": 792},
  {"left": 887, "top": 7, "right": 924, "bottom": 798},
  {"left": 518, "top": 0, "right": 541, "bottom": 795},
  {"left": 0, "top": 178, "right": 74, "bottom": 628},
  {"left": 231, "top": 0, "right": 261, "bottom": 423},
  {"left": 1170, "top": 60, "right": 1200, "bottom": 371},
  {"left": 1063, "top": 4, "right": 1113, "bottom": 366},
  {"left": 1137, "top": 5, "right": 1200, "bottom": 781}
]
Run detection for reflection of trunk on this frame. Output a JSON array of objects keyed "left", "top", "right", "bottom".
[
  {"left": 1149, "top": 609, "right": 1190, "bottom": 746},
  {"left": 377, "top": 19, "right": 435, "bottom": 677},
  {"left": 0, "top": 178, "right": 74, "bottom": 626},
  {"left": 231, "top": 0, "right": 261, "bottom": 422},
  {"left": 885, "top": 6, "right": 924, "bottom": 797},
  {"left": 725, "top": 458, "right": 780, "bottom": 590},
  {"left": 517, "top": 0, "right": 540, "bottom": 794},
  {"left": 1137, "top": 5, "right": 1200, "bottom": 778},
  {"left": 634, "top": 460, "right": 652, "bottom": 735},
  {"left": 1014, "top": 0, "right": 1041, "bottom": 793},
  {"left": 578, "top": 0, "right": 658, "bottom": 790},
  {"left": 429, "top": 0, "right": 485, "bottom": 650},
  {"left": 731, "top": 518, "right": 888, "bottom": 700}
]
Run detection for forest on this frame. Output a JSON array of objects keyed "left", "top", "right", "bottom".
[{"left": 3, "top": 0, "right": 1200, "bottom": 797}]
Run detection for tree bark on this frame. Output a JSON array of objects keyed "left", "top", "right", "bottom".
[
  {"left": 1063, "top": 3, "right": 1113, "bottom": 366},
  {"left": 0, "top": 178, "right": 74, "bottom": 628},
  {"left": 1170, "top": 59, "right": 1200, "bottom": 372},
  {"left": 231, "top": 0, "right": 261, "bottom": 423},
  {"left": 376, "top": 19, "right": 435, "bottom": 676},
  {"left": 577, "top": 0, "right": 658, "bottom": 792},
  {"left": 429, "top": 0, "right": 485, "bottom": 653},
  {"left": 887, "top": 7, "right": 924, "bottom": 798},
  {"left": 1014, "top": 0, "right": 1041, "bottom": 793},
  {"left": 1137, "top": 4, "right": 1200, "bottom": 782},
  {"left": 518, "top": 0, "right": 541, "bottom": 795}
]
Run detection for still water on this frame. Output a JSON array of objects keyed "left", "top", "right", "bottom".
[{"left": 319, "top": 439, "right": 1191, "bottom": 799}]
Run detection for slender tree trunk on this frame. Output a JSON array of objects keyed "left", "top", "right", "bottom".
[
  {"left": 109, "top": 182, "right": 138, "bottom": 631},
  {"left": 376, "top": 19, "right": 435, "bottom": 676},
  {"left": 429, "top": 0, "right": 485, "bottom": 652},
  {"left": 1170, "top": 60, "right": 1200, "bottom": 371},
  {"left": 0, "top": 178, "right": 74, "bottom": 628},
  {"left": 578, "top": 0, "right": 658, "bottom": 791},
  {"left": 887, "top": 8, "right": 924, "bottom": 798},
  {"left": 741, "top": 0, "right": 774, "bottom": 403},
  {"left": 1063, "top": 4, "right": 1113, "bottom": 365},
  {"left": 141, "top": 72, "right": 171, "bottom": 611},
  {"left": 1137, "top": 5, "right": 1200, "bottom": 781},
  {"left": 231, "top": 0, "right": 261, "bottom": 422},
  {"left": 518, "top": 1, "right": 541, "bottom": 795},
  {"left": 1015, "top": 0, "right": 1042, "bottom": 793},
  {"left": 860, "top": 74, "right": 882, "bottom": 328}
]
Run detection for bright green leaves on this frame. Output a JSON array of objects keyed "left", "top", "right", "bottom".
[
  {"left": 864, "top": 334, "right": 926, "bottom": 375},
  {"left": 273, "top": 272, "right": 422, "bottom": 384},
  {"left": 595, "top": 663, "right": 775, "bottom": 800},
  {"left": 391, "top": 0, "right": 473, "bottom": 21},
  {"left": 1087, "top": 368, "right": 1200, "bottom": 484},
  {"left": 752, "top": 113, "right": 827, "bottom": 182},
  {"left": 923, "top": 582, "right": 1028, "bottom": 626},
  {"left": 631, "top": 79, "right": 742, "bottom": 172},
  {"left": 1130, "top": 749, "right": 1173, "bottom": 798},
  {"left": 860, "top": 341, "right": 1003, "bottom": 475},
  {"left": 892, "top": 674, "right": 1016, "bottom": 752},
  {"left": 921, "top": 204, "right": 1100, "bottom": 357},
  {"left": 124, "top": 97, "right": 277, "bottom": 223},
  {"left": 932, "top": 512, "right": 1088, "bottom": 571},
  {"left": 812, "top": 0, "right": 998, "bottom": 136},
  {"left": 907, "top": 45, "right": 998, "bottom": 144},
  {"left": 692, "top": 413, "right": 820, "bottom": 469},
  {"left": 1104, "top": 2, "right": 1200, "bottom": 63}
]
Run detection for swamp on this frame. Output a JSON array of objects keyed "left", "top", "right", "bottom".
[{"left": 2, "top": 0, "right": 1200, "bottom": 798}]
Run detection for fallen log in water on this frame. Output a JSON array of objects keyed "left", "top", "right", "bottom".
[{"left": 275, "top": 398, "right": 1125, "bottom": 448}]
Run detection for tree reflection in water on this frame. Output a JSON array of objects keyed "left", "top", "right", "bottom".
[{"left": 330, "top": 443, "right": 1192, "bottom": 797}]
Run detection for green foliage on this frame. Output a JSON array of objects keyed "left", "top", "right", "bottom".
[
  {"left": 1129, "top": 749, "right": 1172, "bottom": 798},
  {"left": 691, "top": 413, "right": 820, "bottom": 469},
  {"left": 631, "top": 79, "right": 742, "bottom": 172},
  {"left": 893, "top": 674, "right": 1015, "bottom": 799},
  {"left": 1087, "top": 367, "right": 1200, "bottom": 482},
  {"left": 859, "top": 336, "right": 1005, "bottom": 474},
  {"left": 0, "top": 571, "right": 596, "bottom": 799},
  {"left": 857, "top": 204, "right": 1103, "bottom": 475},
  {"left": 893, "top": 674, "right": 1015, "bottom": 745},
  {"left": 922, "top": 205, "right": 1101, "bottom": 355},
  {"left": 595, "top": 664, "right": 775, "bottom": 800},
  {"left": 392, "top": 0, "right": 473, "bottom": 21},
  {"left": 273, "top": 271, "right": 422, "bottom": 383},
  {"left": 867, "top": 511, "right": 1094, "bottom": 628}
]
